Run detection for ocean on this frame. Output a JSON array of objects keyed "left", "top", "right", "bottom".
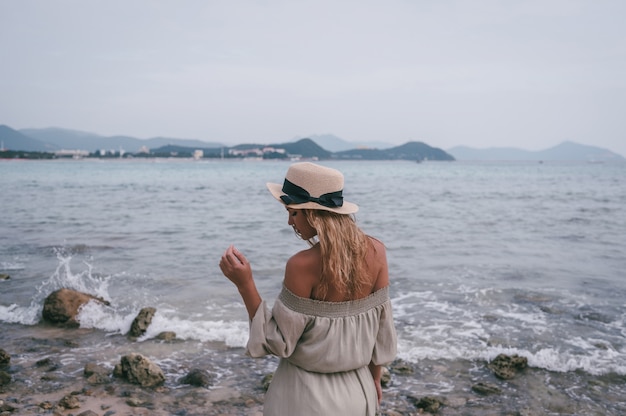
[{"left": 1, "top": 159, "right": 625, "bottom": 414}]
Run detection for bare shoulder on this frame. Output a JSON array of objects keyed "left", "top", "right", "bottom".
[
  {"left": 368, "top": 236, "right": 389, "bottom": 291},
  {"left": 368, "top": 236, "right": 388, "bottom": 264},
  {"left": 283, "top": 246, "right": 321, "bottom": 298}
]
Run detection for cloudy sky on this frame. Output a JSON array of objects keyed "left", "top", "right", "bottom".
[{"left": 1, "top": 0, "right": 625, "bottom": 156}]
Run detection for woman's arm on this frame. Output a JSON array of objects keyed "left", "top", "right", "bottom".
[
  {"left": 219, "top": 245, "right": 262, "bottom": 320},
  {"left": 369, "top": 361, "right": 383, "bottom": 404}
]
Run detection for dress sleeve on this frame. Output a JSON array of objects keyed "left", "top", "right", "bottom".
[
  {"left": 246, "top": 298, "right": 311, "bottom": 358},
  {"left": 371, "top": 299, "right": 397, "bottom": 366}
]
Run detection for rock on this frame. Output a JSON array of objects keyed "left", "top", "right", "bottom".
[
  {"left": 0, "top": 370, "right": 11, "bottom": 386},
  {"left": 261, "top": 373, "right": 273, "bottom": 391},
  {"left": 156, "top": 331, "right": 177, "bottom": 341},
  {"left": 380, "top": 366, "right": 391, "bottom": 387},
  {"left": 115, "top": 353, "right": 165, "bottom": 387},
  {"left": 409, "top": 395, "right": 445, "bottom": 413},
  {"left": 128, "top": 307, "right": 156, "bottom": 338},
  {"left": 77, "top": 411, "right": 99, "bottom": 416},
  {"left": 84, "top": 363, "right": 111, "bottom": 384},
  {"left": 389, "top": 359, "right": 414, "bottom": 375},
  {"left": 58, "top": 394, "right": 80, "bottom": 409},
  {"left": 42, "top": 288, "right": 110, "bottom": 327},
  {"left": 84, "top": 362, "right": 110, "bottom": 377},
  {"left": 36, "top": 357, "right": 60, "bottom": 371},
  {"left": 0, "top": 401, "right": 17, "bottom": 412},
  {"left": 126, "top": 397, "right": 144, "bottom": 407},
  {"left": 488, "top": 354, "right": 528, "bottom": 380},
  {"left": 0, "top": 349, "right": 10, "bottom": 365},
  {"left": 179, "top": 368, "right": 213, "bottom": 387},
  {"left": 471, "top": 382, "right": 502, "bottom": 395},
  {"left": 39, "top": 401, "right": 54, "bottom": 410}
]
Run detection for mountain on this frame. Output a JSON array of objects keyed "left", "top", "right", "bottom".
[
  {"left": 299, "top": 134, "right": 354, "bottom": 152},
  {"left": 0, "top": 125, "right": 59, "bottom": 151},
  {"left": 270, "top": 138, "right": 332, "bottom": 159},
  {"left": 151, "top": 138, "right": 333, "bottom": 159},
  {"left": 18, "top": 127, "right": 224, "bottom": 152},
  {"left": 300, "top": 134, "right": 395, "bottom": 152},
  {"left": 1, "top": 123, "right": 454, "bottom": 160},
  {"left": 537, "top": 141, "right": 624, "bottom": 161},
  {"left": 149, "top": 138, "right": 454, "bottom": 161},
  {"left": 150, "top": 138, "right": 332, "bottom": 159},
  {"left": 334, "top": 141, "right": 455, "bottom": 161},
  {"left": 448, "top": 141, "right": 624, "bottom": 162}
]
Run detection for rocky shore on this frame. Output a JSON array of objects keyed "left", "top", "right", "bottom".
[
  {"left": 1, "top": 289, "right": 624, "bottom": 415},
  {"left": 0, "top": 339, "right": 625, "bottom": 416},
  {"left": 0, "top": 341, "right": 535, "bottom": 416}
]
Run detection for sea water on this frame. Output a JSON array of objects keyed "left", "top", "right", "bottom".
[{"left": 1, "top": 159, "right": 625, "bottom": 412}]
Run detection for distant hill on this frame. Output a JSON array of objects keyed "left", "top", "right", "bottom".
[
  {"left": 302, "top": 134, "right": 393, "bottom": 152},
  {"left": 0, "top": 125, "right": 59, "bottom": 151},
  {"left": 335, "top": 141, "right": 454, "bottom": 161},
  {"left": 151, "top": 138, "right": 333, "bottom": 159},
  {"left": 18, "top": 127, "right": 224, "bottom": 152},
  {"left": 537, "top": 141, "right": 624, "bottom": 161},
  {"left": 448, "top": 141, "right": 624, "bottom": 162},
  {"left": 150, "top": 138, "right": 333, "bottom": 159},
  {"left": 298, "top": 134, "right": 354, "bottom": 152},
  {"left": 9, "top": 124, "right": 618, "bottom": 162},
  {"left": 148, "top": 139, "right": 454, "bottom": 161},
  {"left": 270, "top": 138, "right": 332, "bottom": 159},
  {"left": 3, "top": 123, "right": 454, "bottom": 160}
]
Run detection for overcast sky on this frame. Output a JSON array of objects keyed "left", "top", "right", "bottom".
[{"left": 1, "top": 0, "right": 625, "bottom": 156}]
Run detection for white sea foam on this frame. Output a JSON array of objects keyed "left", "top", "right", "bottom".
[
  {"left": 397, "top": 335, "right": 626, "bottom": 376},
  {"left": 0, "top": 260, "right": 25, "bottom": 270},
  {"left": 0, "top": 303, "right": 39, "bottom": 325},
  {"left": 76, "top": 301, "right": 136, "bottom": 334},
  {"left": 76, "top": 300, "right": 249, "bottom": 347},
  {"left": 1, "top": 253, "right": 112, "bottom": 326},
  {"left": 138, "top": 314, "right": 248, "bottom": 347},
  {"left": 393, "top": 285, "right": 626, "bottom": 376},
  {"left": 38, "top": 251, "right": 112, "bottom": 301}
]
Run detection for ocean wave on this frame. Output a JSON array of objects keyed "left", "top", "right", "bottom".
[
  {"left": 76, "top": 301, "right": 248, "bottom": 347},
  {"left": 397, "top": 340, "right": 626, "bottom": 376}
]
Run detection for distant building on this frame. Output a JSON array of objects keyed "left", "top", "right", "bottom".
[
  {"left": 263, "top": 146, "right": 285, "bottom": 154},
  {"left": 54, "top": 149, "right": 90, "bottom": 158},
  {"left": 229, "top": 148, "right": 263, "bottom": 157},
  {"left": 229, "top": 147, "right": 286, "bottom": 158}
]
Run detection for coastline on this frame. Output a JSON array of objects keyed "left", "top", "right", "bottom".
[{"left": 2, "top": 323, "right": 625, "bottom": 415}]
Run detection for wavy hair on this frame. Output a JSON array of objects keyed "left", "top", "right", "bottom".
[{"left": 302, "top": 209, "right": 371, "bottom": 299}]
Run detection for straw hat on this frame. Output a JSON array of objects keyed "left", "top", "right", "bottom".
[{"left": 266, "top": 162, "right": 358, "bottom": 214}]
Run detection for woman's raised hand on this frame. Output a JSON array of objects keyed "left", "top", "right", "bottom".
[
  {"left": 219, "top": 245, "right": 253, "bottom": 289},
  {"left": 219, "top": 245, "right": 261, "bottom": 320}
]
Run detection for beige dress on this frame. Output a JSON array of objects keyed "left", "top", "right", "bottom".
[{"left": 247, "top": 285, "right": 397, "bottom": 416}]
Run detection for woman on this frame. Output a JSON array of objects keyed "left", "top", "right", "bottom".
[{"left": 219, "top": 162, "right": 397, "bottom": 415}]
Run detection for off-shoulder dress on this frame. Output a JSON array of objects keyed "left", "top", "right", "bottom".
[{"left": 246, "top": 285, "right": 397, "bottom": 416}]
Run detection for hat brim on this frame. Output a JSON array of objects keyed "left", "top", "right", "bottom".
[{"left": 266, "top": 182, "right": 359, "bottom": 214}]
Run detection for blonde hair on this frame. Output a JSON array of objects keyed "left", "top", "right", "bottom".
[{"left": 302, "top": 210, "right": 371, "bottom": 299}]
